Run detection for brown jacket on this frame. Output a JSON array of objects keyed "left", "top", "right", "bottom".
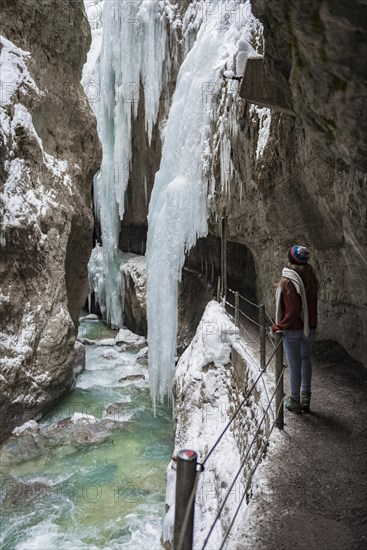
[{"left": 272, "top": 279, "right": 318, "bottom": 332}]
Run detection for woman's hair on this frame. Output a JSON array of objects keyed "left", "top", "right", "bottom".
[{"left": 278, "top": 261, "right": 320, "bottom": 292}]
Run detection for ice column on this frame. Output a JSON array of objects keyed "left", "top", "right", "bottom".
[
  {"left": 147, "top": 1, "right": 257, "bottom": 408},
  {"left": 83, "top": 0, "right": 167, "bottom": 326}
]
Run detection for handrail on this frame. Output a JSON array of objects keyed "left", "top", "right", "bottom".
[
  {"left": 201, "top": 333, "right": 284, "bottom": 468},
  {"left": 218, "top": 390, "right": 285, "bottom": 549},
  {"left": 201, "top": 366, "right": 285, "bottom": 549},
  {"left": 174, "top": 282, "right": 284, "bottom": 550},
  {"left": 226, "top": 286, "right": 259, "bottom": 309},
  {"left": 266, "top": 310, "right": 274, "bottom": 325},
  {"left": 226, "top": 300, "right": 261, "bottom": 327},
  {"left": 175, "top": 338, "right": 285, "bottom": 550}
]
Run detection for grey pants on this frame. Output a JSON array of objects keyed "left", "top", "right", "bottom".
[{"left": 283, "top": 329, "right": 316, "bottom": 401}]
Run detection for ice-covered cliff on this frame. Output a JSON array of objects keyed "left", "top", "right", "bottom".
[
  {"left": 0, "top": 0, "right": 101, "bottom": 440},
  {"left": 84, "top": 0, "right": 268, "bottom": 407},
  {"left": 84, "top": 0, "right": 366, "bottom": 416}
]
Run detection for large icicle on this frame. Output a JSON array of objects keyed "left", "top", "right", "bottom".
[
  {"left": 82, "top": 0, "right": 168, "bottom": 327},
  {"left": 147, "top": 0, "right": 254, "bottom": 408}
]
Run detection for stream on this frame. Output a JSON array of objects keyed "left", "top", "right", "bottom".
[{"left": 0, "top": 316, "right": 174, "bottom": 549}]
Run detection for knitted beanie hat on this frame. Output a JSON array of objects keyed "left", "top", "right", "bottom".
[{"left": 288, "top": 245, "right": 310, "bottom": 265}]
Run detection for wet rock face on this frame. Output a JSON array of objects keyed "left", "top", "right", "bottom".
[
  {"left": 250, "top": 0, "right": 367, "bottom": 170},
  {"left": 120, "top": 253, "right": 211, "bottom": 352},
  {"left": 203, "top": 4, "right": 367, "bottom": 365},
  {"left": 0, "top": 0, "right": 102, "bottom": 441},
  {"left": 121, "top": 255, "right": 148, "bottom": 337},
  {"left": 247, "top": 0, "right": 367, "bottom": 364},
  {"left": 177, "top": 269, "right": 213, "bottom": 355}
]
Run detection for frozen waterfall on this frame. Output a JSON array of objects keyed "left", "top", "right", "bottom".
[
  {"left": 146, "top": 1, "right": 260, "bottom": 408},
  {"left": 82, "top": 0, "right": 169, "bottom": 327},
  {"left": 82, "top": 0, "right": 264, "bottom": 408}
]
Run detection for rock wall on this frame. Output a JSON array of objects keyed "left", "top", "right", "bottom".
[
  {"left": 201, "top": 1, "right": 367, "bottom": 365},
  {"left": 207, "top": 108, "right": 366, "bottom": 364},
  {"left": 0, "top": 0, "right": 101, "bottom": 441},
  {"left": 251, "top": 0, "right": 367, "bottom": 170}
]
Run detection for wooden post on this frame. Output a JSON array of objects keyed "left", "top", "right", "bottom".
[
  {"left": 259, "top": 304, "right": 266, "bottom": 370},
  {"left": 235, "top": 291, "right": 240, "bottom": 327},
  {"left": 275, "top": 332, "right": 284, "bottom": 429},
  {"left": 221, "top": 216, "right": 227, "bottom": 299},
  {"left": 217, "top": 276, "right": 221, "bottom": 302},
  {"left": 174, "top": 449, "right": 197, "bottom": 550}
]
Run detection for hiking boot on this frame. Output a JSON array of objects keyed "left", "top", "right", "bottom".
[
  {"left": 301, "top": 393, "right": 311, "bottom": 412},
  {"left": 285, "top": 397, "right": 301, "bottom": 414}
]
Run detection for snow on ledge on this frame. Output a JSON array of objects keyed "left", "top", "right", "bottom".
[
  {"left": 0, "top": 35, "right": 42, "bottom": 106},
  {"left": 0, "top": 35, "right": 74, "bottom": 244},
  {"left": 163, "top": 300, "right": 276, "bottom": 548}
]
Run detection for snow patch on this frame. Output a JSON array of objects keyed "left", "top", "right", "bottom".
[
  {"left": 12, "top": 420, "right": 39, "bottom": 434},
  {"left": 115, "top": 329, "right": 145, "bottom": 347},
  {"left": 250, "top": 105, "right": 271, "bottom": 159},
  {"left": 71, "top": 412, "right": 97, "bottom": 423},
  {"left": 0, "top": 35, "right": 42, "bottom": 105}
]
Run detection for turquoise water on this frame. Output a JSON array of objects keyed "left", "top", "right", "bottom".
[{"left": 0, "top": 319, "right": 173, "bottom": 549}]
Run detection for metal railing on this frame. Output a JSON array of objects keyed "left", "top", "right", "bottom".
[{"left": 173, "top": 283, "right": 285, "bottom": 550}]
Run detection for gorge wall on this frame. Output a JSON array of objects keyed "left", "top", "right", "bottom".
[
  {"left": 0, "top": 0, "right": 364, "bottom": 506},
  {"left": 0, "top": 0, "right": 101, "bottom": 440},
  {"left": 214, "top": 0, "right": 367, "bottom": 364},
  {"left": 96, "top": 0, "right": 366, "bottom": 365}
]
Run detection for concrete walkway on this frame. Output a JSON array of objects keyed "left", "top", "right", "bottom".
[{"left": 234, "top": 340, "right": 367, "bottom": 550}]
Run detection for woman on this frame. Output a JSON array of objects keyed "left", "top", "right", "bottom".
[{"left": 271, "top": 245, "right": 319, "bottom": 413}]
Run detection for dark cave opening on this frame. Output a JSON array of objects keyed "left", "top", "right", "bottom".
[{"left": 185, "top": 234, "right": 258, "bottom": 302}]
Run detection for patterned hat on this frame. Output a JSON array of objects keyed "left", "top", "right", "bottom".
[{"left": 288, "top": 245, "right": 310, "bottom": 265}]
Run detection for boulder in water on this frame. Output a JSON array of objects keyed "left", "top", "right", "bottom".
[
  {"left": 2, "top": 477, "right": 57, "bottom": 509},
  {"left": 117, "top": 366, "right": 146, "bottom": 383}
]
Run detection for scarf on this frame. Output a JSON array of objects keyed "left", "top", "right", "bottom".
[{"left": 275, "top": 267, "right": 309, "bottom": 336}]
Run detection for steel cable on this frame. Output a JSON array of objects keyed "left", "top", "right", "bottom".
[{"left": 201, "top": 369, "right": 285, "bottom": 549}]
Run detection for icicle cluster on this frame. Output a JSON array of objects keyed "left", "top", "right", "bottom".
[
  {"left": 82, "top": 0, "right": 269, "bottom": 406},
  {"left": 207, "top": 8, "right": 266, "bottom": 208},
  {"left": 82, "top": 0, "right": 171, "bottom": 327},
  {"left": 147, "top": 0, "right": 265, "bottom": 409}
]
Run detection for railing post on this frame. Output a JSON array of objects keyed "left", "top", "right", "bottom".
[
  {"left": 235, "top": 291, "right": 239, "bottom": 327},
  {"left": 259, "top": 304, "right": 266, "bottom": 370},
  {"left": 275, "top": 332, "right": 284, "bottom": 429},
  {"left": 217, "top": 276, "right": 221, "bottom": 302},
  {"left": 221, "top": 216, "right": 227, "bottom": 300},
  {"left": 174, "top": 449, "right": 197, "bottom": 550}
]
